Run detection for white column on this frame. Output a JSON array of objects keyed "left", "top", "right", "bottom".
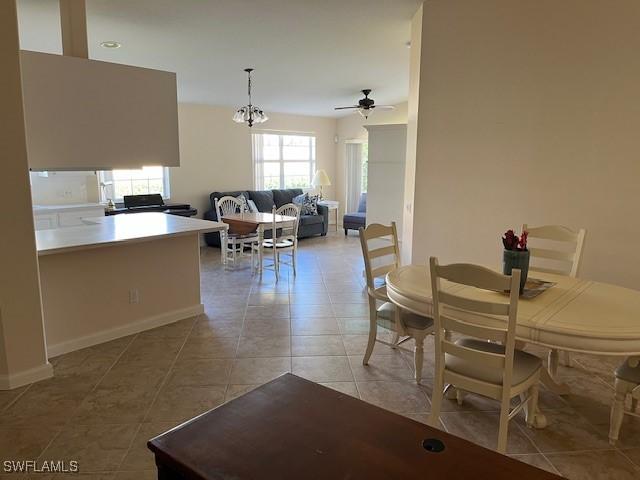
[{"left": 0, "top": 0, "right": 52, "bottom": 389}]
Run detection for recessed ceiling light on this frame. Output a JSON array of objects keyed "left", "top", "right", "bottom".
[{"left": 100, "top": 41, "right": 121, "bottom": 49}]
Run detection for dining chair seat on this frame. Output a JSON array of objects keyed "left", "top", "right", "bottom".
[
  {"left": 262, "top": 239, "right": 294, "bottom": 249},
  {"left": 372, "top": 284, "right": 389, "bottom": 301},
  {"left": 377, "top": 302, "right": 433, "bottom": 331},
  {"left": 229, "top": 232, "right": 258, "bottom": 239},
  {"left": 446, "top": 338, "right": 542, "bottom": 386},
  {"left": 615, "top": 362, "right": 640, "bottom": 384}
]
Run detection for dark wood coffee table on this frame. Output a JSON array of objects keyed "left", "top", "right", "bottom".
[{"left": 148, "top": 373, "right": 560, "bottom": 480}]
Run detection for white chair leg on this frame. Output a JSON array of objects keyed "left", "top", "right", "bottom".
[
  {"left": 496, "top": 403, "right": 510, "bottom": 454},
  {"left": 609, "top": 379, "right": 628, "bottom": 445},
  {"left": 390, "top": 332, "right": 400, "bottom": 348},
  {"left": 273, "top": 247, "right": 279, "bottom": 282},
  {"left": 363, "top": 308, "right": 377, "bottom": 366},
  {"left": 525, "top": 382, "right": 540, "bottom": 428},
  {"left": 548, "top": 349, "right": 559, "bottom": 378},
  {"left": 292, "top": 247, "right": 297, "bottom": 276},
  {"left": 414, "top": 335, "right": 424, "bottom": 384},
  {"left": 429, "top": 372, "right": 445, "bottom": 428},
  {"left": 250, "top": 243, "right": 255, "bottom": 273},
  {"left": 560, "top": 350, "right": 573, "bottom": 367}
]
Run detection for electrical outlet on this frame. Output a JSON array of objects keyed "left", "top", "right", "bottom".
[{"left": 129, "top": 289, "right": 139, "bottom": 304}]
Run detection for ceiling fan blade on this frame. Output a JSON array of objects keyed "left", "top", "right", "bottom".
[
  {"left": 371, "top": 105, "right": 395, "bottom": 110},
  {"left": 334, "top": 106, "right": 359, "bottom": 110}
]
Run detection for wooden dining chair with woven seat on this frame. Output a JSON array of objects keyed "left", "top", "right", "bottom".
[
  {"left": 253, "top": 203, "right": 300, "bottom": 281},
  {"left": 428, "top": 257, "right": 543, "bottom": 454},
  {"left": 609, "top": 357, "right": 640, "bottom": 445},
  {"left": 255, "top": 203, "right": 301, "bottom": 280},
  {"left": 523, "top": 224, "right": 586, "bottom": 372},
  {"left": 215, "top": 196, "right": 259, "bottom": 267},
  {"left": 359, "top": 222, "right": 434, "bottom": 384}
]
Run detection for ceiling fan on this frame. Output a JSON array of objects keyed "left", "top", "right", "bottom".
[{"left": 335, "top": 89, "right": 395, "bottom": 119}]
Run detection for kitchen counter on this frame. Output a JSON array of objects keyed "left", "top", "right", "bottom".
[
  {"left": 37, "top": 212, "right": 227, "bottom": 357},
  {"left": 33, "top": 202, "right": 103, "bottom": 212},
  {"left": 36, "top": 212, "right": 226, "bottom": 256}
]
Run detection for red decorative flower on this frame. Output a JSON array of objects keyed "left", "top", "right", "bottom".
[{"left": 502, "top": 229, "right": 528, "bottom": 251}]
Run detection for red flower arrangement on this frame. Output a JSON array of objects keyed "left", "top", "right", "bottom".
[{"left": 502, "top": 229, "right": 528, "bottom": 251}]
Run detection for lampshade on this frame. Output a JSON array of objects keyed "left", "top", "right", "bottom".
[{"left": 312, "top": 169, "right": 331, "bottom": 187}]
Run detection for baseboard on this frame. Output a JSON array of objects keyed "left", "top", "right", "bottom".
[
  {"left": 46, "top": 304, "right": 205, "bottom": 358},
  {"left": 0, "top": 362, "right": 53, "bottom": 390}
]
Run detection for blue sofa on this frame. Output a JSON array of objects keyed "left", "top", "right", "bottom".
[
  {"left": 343, "top": 193, "right": 367, "bottom": 235},
  {"left": 204, "top": 188, "right": 329, "bottom": 248}
]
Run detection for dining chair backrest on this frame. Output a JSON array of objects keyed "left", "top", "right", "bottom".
[
  {"left": 523, "top": 224, "right": 586, "bottom": 277},
  {"left": 215, "top": 195, "right": 247, "bottom": 219},
  {"left": 274, "top": 203, "right": 301, "bottom": 241},
  {"left": 429, "top": 257, "right": 521, "bottom": 389},
  {"left": 359, "top": 222, "right": 401, "bottom": 296}
]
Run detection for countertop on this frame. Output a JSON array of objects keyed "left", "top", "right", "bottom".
[
  {"left": 33, "top": 203, "right": 104, "bottom": 213},
  {"left": 36, "top": 212, "right": 227, "bottom": 256}
]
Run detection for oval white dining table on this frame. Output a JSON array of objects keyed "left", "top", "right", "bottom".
[{"left": 386, "top": 265, "right": 640, "bottom": 397}]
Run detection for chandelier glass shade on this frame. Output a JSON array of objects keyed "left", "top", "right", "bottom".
[{"left": 233, "top": 68, "right": 268, "bottom": 127}]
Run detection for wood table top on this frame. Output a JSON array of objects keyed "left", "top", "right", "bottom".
[{"left": 148, "top": 373, "right": 559, "bottom": 480}]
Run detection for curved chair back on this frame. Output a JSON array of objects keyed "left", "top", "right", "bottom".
[
  {"left": 359, "top": 222, "right": 400, "bottom": 297},
  {"left": 429, "top": 257, "right": 521, "bottom": 393},
  {"left": 522, "top": 224, "right": 586, "bottom": 277},
  {"left": 275, "top": 203, "right": 301, "bottom": 241},
  {"left": 215, "top": 195, "right": 247, "bottom": 219}
]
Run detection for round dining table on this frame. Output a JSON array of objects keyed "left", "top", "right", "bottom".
[{"left": 386, "top": 265, "right": 640, "bottom": 424}]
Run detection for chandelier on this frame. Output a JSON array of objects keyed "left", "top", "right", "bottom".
[{"left": 232, "top": 68, "right": 268, "bottom": 127}]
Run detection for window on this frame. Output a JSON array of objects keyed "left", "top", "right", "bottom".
[
  {"left": 98, "top": 166, "right": 170, "bottom": 202},
  {"left": 361, "top": 142, "right": 369, "bottom": 193},
  {"left": 252, "top": 133, "right": 316, "bottom": 190}
]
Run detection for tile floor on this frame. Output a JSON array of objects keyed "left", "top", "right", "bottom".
[{"left": 1, "top": 232, "right": 640, "bottom": 479}]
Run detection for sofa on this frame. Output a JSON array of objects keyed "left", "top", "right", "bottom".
[
  {"left": 343, "top": 193, "right": 367, "bottom": 235},
  {"left": 204, "top": 188, "right": 329, "bottom": 248}
]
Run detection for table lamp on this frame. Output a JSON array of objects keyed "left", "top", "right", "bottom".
[{"left": 312, "top": 169, "right": 331, "bottom": 199}]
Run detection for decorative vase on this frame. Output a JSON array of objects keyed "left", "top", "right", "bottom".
[{"left": 502, "top": 249, "right": 530, "bottom": 294}]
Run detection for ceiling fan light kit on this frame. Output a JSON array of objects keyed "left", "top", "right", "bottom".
[
  {"left": 233, "top": 68, "right": 268, "bottom": 127},
  {"left": 335, "top": 89, "right": 394, "bottom": 119}
]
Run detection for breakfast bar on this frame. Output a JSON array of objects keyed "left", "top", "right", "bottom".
[{"left": 36, "top": 212, "right": 227, "bottom": 357}]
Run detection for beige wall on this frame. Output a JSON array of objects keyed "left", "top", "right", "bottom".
[
  {"left": 39, "top": 234, "right": 202, "bottom": 356},
  {"left": 171, "top": 104, "right": 338, "bottom": 219},
  {"left": 31, "top": 104, "right": 339, "bottom": 218},
  {"left": 407, "top": 0, "right": 640, "bottom": 288},
  {"left": 335, "top": 103, "right": 408, "bottom": 221},
  {"left": 0, "top": 0, "right": 51, "bottom": 389},
  {"left": 401, "top": 4, "right": 423, "bottom": 264}
]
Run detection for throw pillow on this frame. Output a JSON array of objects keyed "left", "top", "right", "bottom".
[
  {"left": 293, "top": 193, "right": 306, "bottom": 207},
  {"left": 247, "top": 199, "right": 259, "bottom": 213},
  {"left": 293, "top": 193, "right": 318, "bottom": 215},
  {"left": 235, "top": 194, "right": 249, "bottom": 212}
]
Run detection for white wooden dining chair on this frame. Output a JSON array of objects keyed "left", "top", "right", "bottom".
[
  {"left": 359, "top": 223, "right": 434, "bottom": 383},
  {"left": 215, "top": 196, "right": 259, "bottom": 267},
  {"left": 523, "top": 224, "right": 586, "bottom": 371},
  {"left": 255, "top": 203, "right": 301, "bottom": 281},
  {"left": 428, "top": 257, "right": 543, "bottom": 453},
  {"left": 609, "top": 357, "right": 640, "bottom": 445}
]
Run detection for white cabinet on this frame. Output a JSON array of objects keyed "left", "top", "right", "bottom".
[
  {"left": 34, "top": 213, "right": 57, "bottom": 231},
  {"left": 33, "top": 204, "right": 104, "bottom": 231}
]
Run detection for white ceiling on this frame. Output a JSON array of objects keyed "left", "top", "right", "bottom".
[{"left": 16, "top": 0, "right": 419, "bottom": 117}]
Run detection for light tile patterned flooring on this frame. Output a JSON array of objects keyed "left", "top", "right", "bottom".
[{"left": 2, "top": 232, "right": 640, "bottom": 479}]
